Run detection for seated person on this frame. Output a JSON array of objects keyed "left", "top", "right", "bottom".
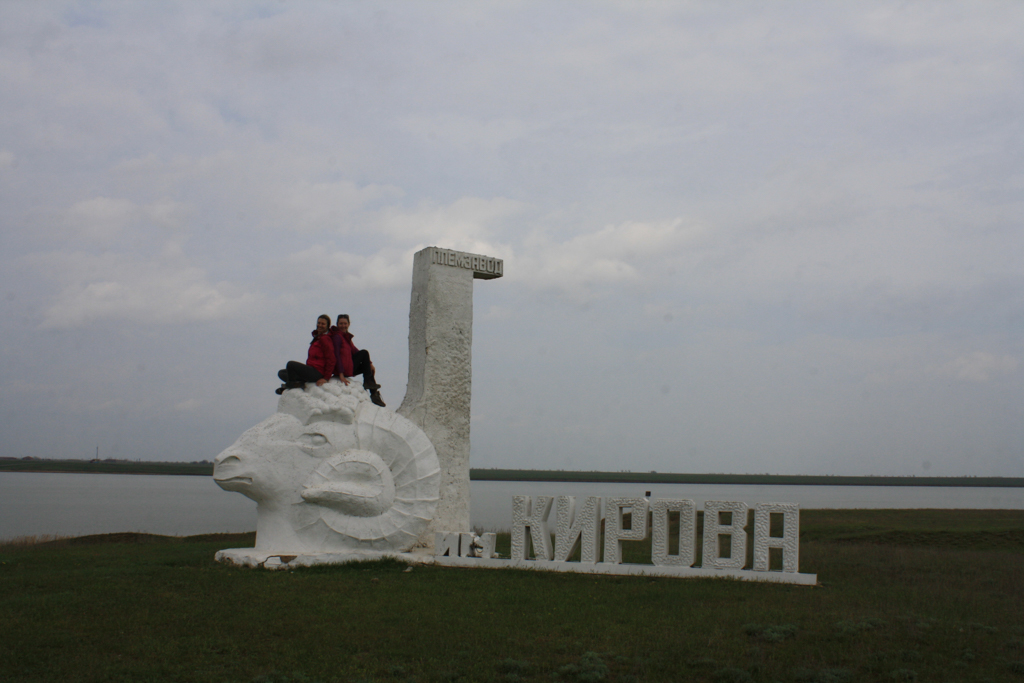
[
  {"left": 331, "top": 314, "right": 385, "bottom": 407},
  {"left": 275, "top": 314, "right": 336, "bottom": 395}
]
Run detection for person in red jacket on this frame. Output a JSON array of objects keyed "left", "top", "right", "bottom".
[
  {"left": 275, "top": 314, "right": 336, "bottom": 394},
  {"left": 330, "top": 314, "right": 385, "bottom": 407}
]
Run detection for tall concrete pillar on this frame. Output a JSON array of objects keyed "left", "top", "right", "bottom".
[{"left": 398, "top": 246, "right": 503, "bottom": 544}]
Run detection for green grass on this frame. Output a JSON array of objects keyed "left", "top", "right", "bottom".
[
  {"left": 799, "top": 509, "right": 1024, "bottom": 551},
  {"left": 1, "top": 511, "right": 1023, "bottom": 682}
]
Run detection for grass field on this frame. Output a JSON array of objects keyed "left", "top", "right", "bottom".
[{"left": 1, "top": 510, "right": 1022, "bottom": 683}]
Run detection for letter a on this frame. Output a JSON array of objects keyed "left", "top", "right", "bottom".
[{"left": 752, "top": 503, "right": 800, "bottom": 572}]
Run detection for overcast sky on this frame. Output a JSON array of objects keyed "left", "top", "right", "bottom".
[{"left": 1, "top": 1, "right": 1021, "bottom": 477}]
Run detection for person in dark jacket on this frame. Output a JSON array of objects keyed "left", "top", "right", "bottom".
[
  {"left": 330, "top": 314, "right": 385, "bottom": 406},
  {"left": 275, "top": 315, "right": 336, "bottom": 394}
]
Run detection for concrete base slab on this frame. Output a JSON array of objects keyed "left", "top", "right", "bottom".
[
  {"left": 216, "top": 547, "right": 817, "bottom": 584},
  {"left": 431, "top": 555, "right": 818, "bottom": 585},
  {"left": 215, "top": 547, "right": 433, "bottom": 569}
]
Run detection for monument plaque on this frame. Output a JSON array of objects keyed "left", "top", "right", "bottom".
[{"left": 398, "top": 247, "right": 503, "bottom": 548}]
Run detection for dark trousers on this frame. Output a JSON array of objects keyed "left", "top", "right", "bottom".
[
  {"left": 280, "top": 361, "right": 323, "bottom": 385},
  {"left": 351, "top": 350, "right": 379, "bottom": 390}
]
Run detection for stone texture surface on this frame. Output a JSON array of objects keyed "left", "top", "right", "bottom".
[
  {"left": 511, "top": 494, "right": 554, "bottom": 560},
  {"left": 431, "top": 555, "right": 818, "bottom": 585},
  {"left": 459, "top": 532, "right": 476, "bottom": 557},
  {"left": 476, "top": 532, "right": 497, "bottom": 559},
  {"left": 433, "top": 494, "right": 816, "bottom": 585},
  {"left": 602, "top": 497, "right": 649, "bottom": 564},
  {"left": 216, "top": 548, "right": 416, "bottom": 569},
  {"left": 398, "top": 246, "right": 502, "bottom": 548},
  {"left": 702, "top": 501, "right": 749, "bottom": 569},
  {"left": 651, "top": 498, "right": 696, "bottom": 567},
  {"left": 213, "top": 380, "right": 440, "bottom": 555},
  {"left": 434, "top": 532, "right": 460, "bottom": 557},
  {"left": 433, "top": 530, "right": 497, "bottom": 558},
  {"left": 752, "top": 502, "right": 800, "bottom": 572},
  {"left": 554, "top": 495, "right": 601, "bottom": 563},
  {"left": 214, "top": 245, "right": 501, "bottom": 564}
]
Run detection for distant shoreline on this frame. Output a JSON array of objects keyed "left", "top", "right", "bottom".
[
  {"left": 471, "top": 468, "right": 1024, "bottom": 488},
  {"left": 0, "top": 459, "right": 214, "bottom": 477},
  {"left": 1, "top": 458, "right": 1021, "bottom": 487}
]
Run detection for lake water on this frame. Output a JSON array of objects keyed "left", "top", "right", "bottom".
[
  {"left": 470, "top": 480, "right": 1024, "bottom": 531},
  {"left": 2, "top": 472, "right": 1022, "bottom": 541}
]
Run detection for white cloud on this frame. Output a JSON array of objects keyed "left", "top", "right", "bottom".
[
  {"left": 857, "top": 3, "right": 1023, "bottom": 52},
  {"left": 172, "top": 100, "right": 230, "bottom": 137},
  {"left": 174, "top": 398, "right": 202, "bottom": 412},
  {"left": 263, "top": 195, "right": 524, "bottom": 294},
  {"left": 513, "top": 218, "right": 704, "bottom": 299},
  {"left": 937, "top": 352, "right": 1019, "bottom": 383},
  {"left": 270, "top": 245, "right": 418, "bottom": 293},
  {"left": 1, "top": 2, "right": 1022, "bottom": 476},
  {"left": 273, "top": 180, "right": 403, "bottom": 234},
  {"left": 34, "top": 252, "right": 262, "bottom": 329},
  {"left": 65, "top": 197, "right": 138, "bottom": 241},
  {"left": 267, "top": 209, "right": 703, "bottom": 303},
  {"left": 379, "top": 196, "right": 525, "bottom": 252},
  {"left": 106, "top": 150, "right": 402, "bottom": 237},
  {"left": 60, "top": 197, "right": 191, "bottom": 243},
  {"left": 0, "top": 379, "right": 125, "bottom": 414},
  {"left": 397, "top": 114, "right": 540, "bottom": 151}
]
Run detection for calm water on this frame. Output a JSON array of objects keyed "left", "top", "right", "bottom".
[
  {"left": 2, "top": 472, "right": 1022, "bottom": 541},
  {"left": 0, "top": 472, "right": 257, "bottom": 541}
]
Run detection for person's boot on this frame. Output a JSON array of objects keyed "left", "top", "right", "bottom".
[
  {"left": 368, "top": 386, "right": 385, "bottom": 407},
  {"left": 275, "top": 381, "right": 303, "bottom": 395}
]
